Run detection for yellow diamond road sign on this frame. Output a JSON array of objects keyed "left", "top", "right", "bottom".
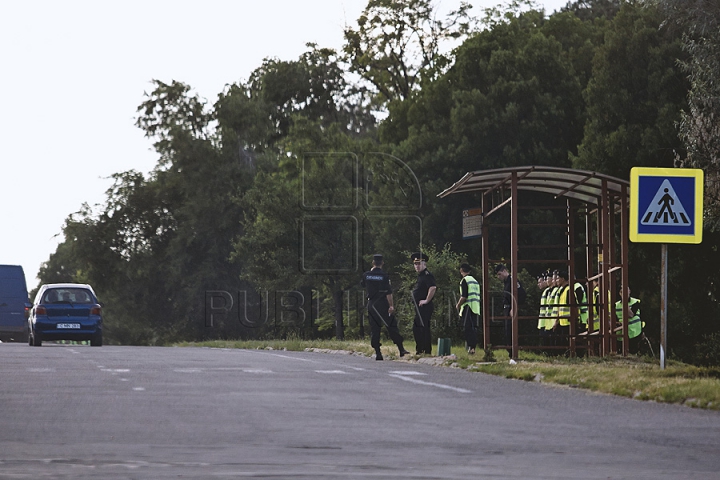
[{"left": 630, "top": 167, "right": 704, "bottom": 244}]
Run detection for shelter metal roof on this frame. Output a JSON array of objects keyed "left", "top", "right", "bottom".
[{"left": 437, "top": 166, "right": 629, "bottom": 206}]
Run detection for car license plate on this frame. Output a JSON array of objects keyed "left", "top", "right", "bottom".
[{"left": 57, "top": 323, "right": 81, "bottom": 329}]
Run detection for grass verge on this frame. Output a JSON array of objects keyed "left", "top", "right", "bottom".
[{"left": 175, "top": 339, "right": 720, "bottom": 410}]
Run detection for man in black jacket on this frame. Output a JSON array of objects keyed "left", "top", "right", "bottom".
[
  {"left": 495, "top": 264, "right": 525, "bottom": 358},
  {"left": 411, "top": 252, "right": 436, "bottom": 355},
  {"left": 361, "top": 254, "right": 410, "bottom": 360}
]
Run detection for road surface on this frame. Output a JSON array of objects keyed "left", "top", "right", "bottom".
[{"left": 1, "top": 343, "right": 719, "bottom": 479}]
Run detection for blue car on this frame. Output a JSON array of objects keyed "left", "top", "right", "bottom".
[{"left": 28, "top": 283, "right": 103, "bottom": 347}]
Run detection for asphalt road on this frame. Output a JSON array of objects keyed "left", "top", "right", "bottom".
[{"left": 1, "top": 343, "right": 719, "bottom": 479}]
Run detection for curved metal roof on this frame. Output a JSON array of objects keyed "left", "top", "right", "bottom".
[{"left": 437, "top": 166, "right": 629, "bottom": 205}]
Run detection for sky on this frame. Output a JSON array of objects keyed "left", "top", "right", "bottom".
[{"left": 1, "top": 0, "right": 568, "bottom": 288}]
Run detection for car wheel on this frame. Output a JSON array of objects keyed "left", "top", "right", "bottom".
[
  {"left": 28, "top": 329, "right": 33, "bottom": 346},
  {"left": 31, "top": 330, "right": 42, "bottom": 347},
  {"left": 91, "top": 332, "right": 102, "bottom": 347}
]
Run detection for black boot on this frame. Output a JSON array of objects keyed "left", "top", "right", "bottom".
[
  {"left": 375, "top": 349, "right": 383, "bottom": 361},
  {"left": 398, "top": 343, "right": 411, "bottom": 357}
]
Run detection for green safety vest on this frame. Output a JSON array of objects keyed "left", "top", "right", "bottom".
[
  {"left": 459, "top": 275, "right": 481, "bottom": 316},
  {"left": 574, "top": 282, "right": 589, "bottom": 325},
  {"left": 589, "top": 286, "right": 611, "bottom": 332},
  {"left": 615, "top": 297, "right": 643, "bottom": 339},
  {"left": 538, "top": 287, "right": 551, "bottom": 329},
  {"left": 546, "top": 286, "right": 560, "bottom": 329}
]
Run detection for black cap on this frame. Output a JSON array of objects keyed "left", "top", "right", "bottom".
[
  {"left": 411, "top": 252, "right": 429, "bottom": 263},
  {"left": 460, "top": 263, "right": 472, "bottom": 273},
  {"left": 494, "top": 264, "right": 507, "bottom": 274},
  {"left": 372, "top": 254, "right": 383, "bottom": 264}
]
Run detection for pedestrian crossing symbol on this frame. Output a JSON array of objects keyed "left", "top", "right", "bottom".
[
  {"left": 630, "top": 167, "right": 703, "bottom": 244},
  {"left": 640, "top": 180, "right": 691, "bottom": 226}
]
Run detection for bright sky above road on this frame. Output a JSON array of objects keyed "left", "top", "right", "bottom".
[{"left": 0, "top": 0, "right": 568, "bottom": 287}]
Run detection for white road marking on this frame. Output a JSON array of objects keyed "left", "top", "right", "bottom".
[
  {"left": 101, "top": 369, "right": 129, "bottom": 373},
  {"left": 388, "top": 371, "right": 426, "bottom": 376},
  {"left": 315, "top": 370, "right": 347, "bottom": 374},
  {"left": 27, "top": 368, "right": 55, "bottom": 372},
  {"left": 132, "top": 387, "right": 145, "bottom": 391},
  {"left": 388, "top": 374, "right": 471, "bottom": 393},
  {"left": 262, "top": 352, "right": 318, "bottom": 363},
  {"left": 242, "top": 369, "right": 273, "bottom": 374}
]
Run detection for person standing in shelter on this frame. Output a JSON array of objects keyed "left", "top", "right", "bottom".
[
  {"left": 573, "top": 277, "right": 589, "bottom": 333},
  {"left": 411, "top": 252, "right": 436, "bottom": 355},
  {"left": 456, "top": 263, "right": 480, "bottom": 355},
  {"left": 495, "top": 264, "right": 526, "bottom": 358},
  {"left": 614, "top": 285, "right": 643, "bottom": 354},
  {"left": 545, "top": 271, "right": 561, "bottom": 349},
  {"left": 590, "top": 278, "right": 601, "bottom": 333},
  {"left": 551, "top": 270, "right": 571, "bottom": 349},
  {"left": 361, "top": 254, "right": 410, "bottom": 360},
  {"left": 536, "top": 271, "right": 551, "bottom": 350},
  {"left": 589, "top": 277, "right": 612, "bottom": 334}
]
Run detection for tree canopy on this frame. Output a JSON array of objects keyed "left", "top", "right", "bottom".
[{"left": 36, "top": 0, "right": 720, "bottom": 365}]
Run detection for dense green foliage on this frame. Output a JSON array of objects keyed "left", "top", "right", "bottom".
[{"left": 36, "top": 0, "right": 720, "bottom": 365}]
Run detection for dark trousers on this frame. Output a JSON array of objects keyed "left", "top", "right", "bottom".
[
  {"left": 555, "top": 325, "right": 569, "bottom": 351},
  {"left": 618, "top": 335, "right": 642, "bottom": 355},
  {"left": 538, "top": 328, "right": 549, "bottom": 350},
  {"left": 461, "top": 308, "right": 478, "bottom": 351},
  {"left": 368, "top": 301, "right": 403, "bottom": 350},
  {"left": 413, "top": 303, "right": 433, "bottom": 354}
]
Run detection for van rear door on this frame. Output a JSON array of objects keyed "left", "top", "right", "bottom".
[{"left": 0, "top": 265, "right": 30, "bottom": 341}]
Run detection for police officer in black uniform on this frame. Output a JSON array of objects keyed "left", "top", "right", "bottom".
[
  {"left": 411, "top": 252, "right": 436, "bottom": 355},
  {"left": 361, "top": 254, "right": 410, "bottom": 360},
  {"left": 496, "top": 263, "right": 525, "bottom": 358}
]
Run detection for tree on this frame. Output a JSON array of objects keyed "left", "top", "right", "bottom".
[
  {"left": 343, "top": 0, "right": 475, "bottom": 106},
  {"left": 655, "top": 0, "right": 720, "bottom": 230},
  {"left": 216, "top": 44, "right": 375, "bottom": 155},
  {"left": 560, "top": 0, "right": 622, "bottom": 22},
  {"left": 572, "top": 2, "right": 688, "bottom": 178},
  {"left": 235, "top": 119, "right": 368, "bottom": 340},
  {"left": 376, "top": 7, "right": 594, "bottom": 262},
  {"left": 37, "top": 80, "right": 256, "bottom": 344}
]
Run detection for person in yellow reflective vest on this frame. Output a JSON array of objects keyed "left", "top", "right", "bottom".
[
  {"left": 552, "top": 271, "right": 571, "bottom": 348},
  {"left": 573, "top": 280, "right": 589, "bottom": 333},
  {"left": 536, "top": 271, "right": 552, "bottom": 350},
  {"left": 590, "top": 279, "right": 601, "bottom": 333},
  {"left": 615, "top": 285, "right": 644, "bottom": 354},
  {"left": 456, "top": 263, "right": 480, "bottom": 355},
  {"left": 588, "top": 278, "right": 612, "bottom": 334},
  {"left": 546, "top": 270, "right": 561, "bottom": 349}
]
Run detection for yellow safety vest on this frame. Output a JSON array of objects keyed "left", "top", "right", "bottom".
[
  {"left": 615, "top": 297, "right": 643, "bottom": 339},
  {"left": 538, "top": 287, "right": 551, "bottom": 329},
  {"left": 574, "top": 282, "right": 589, "bottom": 325},
  {"left": 459, "top": 275, "right": 481, "bottom": 316},
  {"left": 547, "top": 286, "right": 560, "bottom": 329},
  {"left": 556, "top": 285, "right": 571, "bottom": 326}
]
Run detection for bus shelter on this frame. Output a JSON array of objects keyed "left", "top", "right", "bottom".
[{"left": 438, "top": 166, "right": 631, "bottom": 358}]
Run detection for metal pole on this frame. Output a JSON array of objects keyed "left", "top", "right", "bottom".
[
  {"left": 660, "top": 243, "right": 668, "bottom": 370},
  {"left": 511, "top": 172, "right": 519, "bottom": 360}
]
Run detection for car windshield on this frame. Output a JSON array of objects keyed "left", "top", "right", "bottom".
[{"left": 43, "top": 288, "right": 92, "bottom": 304}]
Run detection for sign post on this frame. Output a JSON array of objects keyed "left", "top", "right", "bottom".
[{"left": 630, "top": 167, "right": 704, "bottom": 369}]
